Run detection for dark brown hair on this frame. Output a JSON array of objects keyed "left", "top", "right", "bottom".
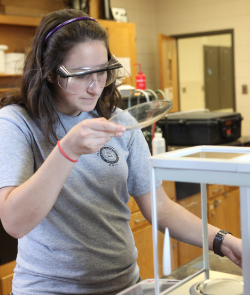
[{"left": 0, "top": 8, "right": 122, "bottom": 145}]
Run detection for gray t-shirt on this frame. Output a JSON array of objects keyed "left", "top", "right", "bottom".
[{"left": 0, "top": 105, "right": 160, "bottom": 295}]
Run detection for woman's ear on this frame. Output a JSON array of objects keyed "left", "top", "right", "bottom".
[{"left": 47, "top": 74, "right": 54, "bottom": 83}]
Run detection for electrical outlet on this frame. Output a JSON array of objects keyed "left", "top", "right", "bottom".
[{"left": 242, "top": 84, "right": 248, "bottom": 94}]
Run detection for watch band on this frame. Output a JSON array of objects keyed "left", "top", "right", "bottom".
[{"left": 213, "top": 229, "right": 232, "bottom": 257}]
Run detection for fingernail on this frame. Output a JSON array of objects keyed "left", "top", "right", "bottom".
[
  {"left": 120, "top": 127, "right": 126, "bottom": 131},
  {"left": 117, "top": 132, "right": 123, "bottom": 136}
]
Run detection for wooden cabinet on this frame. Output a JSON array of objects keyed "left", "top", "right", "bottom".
[
  {"left": 0, "top": 14, "right": 40, "bottom": 92},
  {"left": 98, "top": 20, "right": 137, "bottom": 87},
  {"left": 177, "top": 192, "right": 203, "bottom": 266},
  {"left": 0, "top": 15, "right": 137, "bottom": 93},
  {"left": 128, "top": 196, "right": 161, "bottom": 280},
  {"left": 127, "top": 181, "right": 178, "bottom": 280},
  {"left": 208, "top": 185, "right": 240, "bottom": 238},
  {"left": 176, "top": 184, "right": 240, "bottom": 268},
  {"left": 129, "top": 181, "right": 241, "bottom": 278},
  {"left": 0, "top": 261, "right": 15, "bottom": 295}
]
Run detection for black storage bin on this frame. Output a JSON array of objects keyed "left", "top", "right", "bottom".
[
  {"left": 0, "top": 221, "right": 17, "bottom": 265},
  {"left": 167, "top": 111, "right": 243, "bottom": 146}
]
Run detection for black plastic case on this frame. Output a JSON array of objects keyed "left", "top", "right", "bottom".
[{"left": 167, "top": 111, "right": 243, "bottom": 146}]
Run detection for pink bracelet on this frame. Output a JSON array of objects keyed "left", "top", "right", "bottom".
[{"left": 57, "top": 140, "right": 78, "bottom": 163}]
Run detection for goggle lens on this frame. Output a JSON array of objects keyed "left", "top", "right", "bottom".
[{"left": 56, "top": 55, "right": 122, "bottom": 94}]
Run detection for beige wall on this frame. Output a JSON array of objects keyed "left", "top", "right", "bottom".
[
  {"left": 112, "top": 0, "right": 250, "bottom": 135},
  {"left": 111, "top": 0, "right": 159, "bottom": 90}
]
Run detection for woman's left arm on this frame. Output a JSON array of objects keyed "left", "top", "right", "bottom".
[{"left": 135, "top": 185, "right": 242, "bottom": 267}]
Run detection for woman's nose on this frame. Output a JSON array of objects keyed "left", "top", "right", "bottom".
[{"left": 87, "top": 79, "right": 101, "bottom": 94}]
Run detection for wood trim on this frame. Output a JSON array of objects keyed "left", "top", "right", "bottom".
[
  {"left": 172, "top": 29, "right": 234, "bottom": 39},
  {"left": 0, "top": 74, "right": 21, "bottom": 77},
  {"left": 158, "top": 34, "right": 179, "bottom": 112},
  {"left": 0, "top": 14, "right": 41, "bottom": 26}
]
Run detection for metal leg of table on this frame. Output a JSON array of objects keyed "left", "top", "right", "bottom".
[
  {"left": 151, "top": 167, "right": 160, "bottom": 295},
  {"left": 201, "top": 183, "right": 209, "bottom": 280},
  {"left": 240, "top": 186, "right": 250, "bottom": 295}
]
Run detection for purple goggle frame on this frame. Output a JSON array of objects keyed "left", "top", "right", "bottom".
[{"left": 43, "top": 16, "right": 98, "bottom": 48}]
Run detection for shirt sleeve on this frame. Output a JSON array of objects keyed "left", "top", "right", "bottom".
[
  {"left": 0, "top": 110, "right": 34, "bottom": 188},
  {"left": 126, "top": 128, "right": 161, "bottom": 197}
]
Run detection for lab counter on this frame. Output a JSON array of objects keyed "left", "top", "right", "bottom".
[
  {"left": 163, "top": 251, "right": 242, "bottom": 281},
  {"left": 168, "top": 135, "right": 250, "bottom": 152}
]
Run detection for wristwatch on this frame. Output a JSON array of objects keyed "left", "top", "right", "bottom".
[{"left": 213, "top": 229, "right": 232, "bottom": 257}]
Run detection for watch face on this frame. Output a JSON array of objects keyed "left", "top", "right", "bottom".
[
  {"left": 220, "top": 230, "right": 228, "bottom": 234},
  {"left": 219, "top": 230, "right": 232, "bottom": 237},
  {"left": 217, "top": 231, "right": 226, "bottom": 237}
]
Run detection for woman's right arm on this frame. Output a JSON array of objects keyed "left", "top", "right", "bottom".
[{"left": 0, "top": 118, "right": 125, "bottom": 239}]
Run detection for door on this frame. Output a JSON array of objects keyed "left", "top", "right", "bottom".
[
  {"left": 219, "top": 46, "right": 233, "bottom": 109},
  {"left": 158, "top": 35, "right": 179, "bottom": 112},
  {"left": 204, "top": 46, "right": 220, "bottom": 110},
  {"left": 204, "top": 45, "right": 233, "bottom": 110}
]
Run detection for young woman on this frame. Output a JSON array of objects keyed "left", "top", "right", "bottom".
[{"left": 0, "top": 8, "right": 241, "bottom": 295}]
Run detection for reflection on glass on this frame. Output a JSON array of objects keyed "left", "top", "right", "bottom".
[
  {"left": 117, "top": 279, "right": 178, "bottom": 295},
  {"left": 199, "top": 278, "right": 243, "bottom": 295}
]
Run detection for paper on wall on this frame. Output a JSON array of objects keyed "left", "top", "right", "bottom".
[{"left": 116, "top": 57, "right": 131, "bottom": 77}]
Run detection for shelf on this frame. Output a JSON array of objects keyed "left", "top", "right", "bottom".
[
  {"left": 0, "top": 88, "right": 15, "bottom": 92},
  {"left": 0, "top": 74, "right": 21, "bottom": 77},
  {"left": 0, "top": 14, "right": 41, "bottom": 26}
]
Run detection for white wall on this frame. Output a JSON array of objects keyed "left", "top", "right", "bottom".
[
  {"left": 111, "top": 0, "right": 159, "bottom": 90},
  {"left": 111, "top": 0, "right": 250, "bottom": 135},
  {"left": 178, "top": 37, "right": 205, "bottom": 111},
  {"left": 154, "top": 0, "right": 250, "bottom": 136}
]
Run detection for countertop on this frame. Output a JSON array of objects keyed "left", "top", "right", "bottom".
[
  {"left": 163, "top": 251, "right": 242, "bottom": 281},
  {"left": 168, "top": 136, "right": 250, "bottom": 152}
]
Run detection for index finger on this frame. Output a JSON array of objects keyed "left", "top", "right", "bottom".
[{"left": 87, "top": 118, "right": 126, "bottom": 132}]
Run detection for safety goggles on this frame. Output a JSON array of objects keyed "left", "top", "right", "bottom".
[{"left": 54, "top": 55, "right": 123, "bottom": 94}]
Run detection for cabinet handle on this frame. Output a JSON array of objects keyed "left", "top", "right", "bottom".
[
  {"left": 173, "top": 241, "right": 178, "bottom": 249},
  {"left": 212, "top": 188, "right": 222, "bottom": 194},
  {"left": 134, "top": 218, "right": 146, "bottom": 223},
  {"left": 214, "top": 199, "right": 222, "bottom": 207}
]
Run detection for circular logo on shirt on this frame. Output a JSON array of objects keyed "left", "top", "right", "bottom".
[{"left": 99, "top": 146, "right": 119, "bottom": 164}]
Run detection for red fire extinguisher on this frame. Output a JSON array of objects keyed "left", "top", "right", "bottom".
[{"left": 133, "top": 63, "right": 146, "bottom": 90}]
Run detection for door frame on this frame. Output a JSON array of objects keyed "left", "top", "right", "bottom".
[{"left": 172, "top": 29, "right": 236, "bottom": 111}]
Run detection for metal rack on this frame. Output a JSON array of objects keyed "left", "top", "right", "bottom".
[{"left": 126, "top": 88, "right": 167, "bottom": 108}]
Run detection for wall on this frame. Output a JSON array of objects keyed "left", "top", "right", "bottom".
[
  {"left": 154, "top": 0, "right": 250, "bottom": 135},
  {"left": 111, "top": 0, "right": 159, "bottom": 90},
  {"left": 112, "top": 0, "right": 250, "bottom": 135},
  {"left": 6, "top": 0, "right": 247, "bottom": 134}
]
